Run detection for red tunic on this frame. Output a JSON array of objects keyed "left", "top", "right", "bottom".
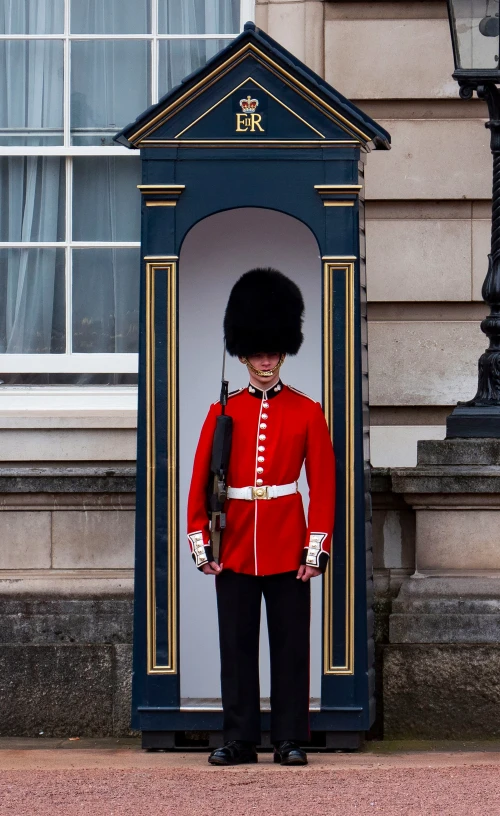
[{"left": 187, "top": 381, "right": 336, "bottom": 576}]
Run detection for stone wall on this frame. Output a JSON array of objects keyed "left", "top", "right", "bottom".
[{"left": 0, "top": 467, "right": 134, "bottom": 737}]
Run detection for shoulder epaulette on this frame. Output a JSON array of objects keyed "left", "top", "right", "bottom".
[
  {"left": 211, "top": 387, "right": 245, "bottom": 406},
  {"left": 287, "top": 385, "right": 317, "bottom": 403}
]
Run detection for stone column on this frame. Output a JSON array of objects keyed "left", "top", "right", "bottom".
[{"left": 383, "top": 439, "right": 500, "bottom": 738}]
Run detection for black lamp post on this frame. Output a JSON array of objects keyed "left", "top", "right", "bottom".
[{"left": 446, "top": 0, "right": 500, "bottom": 437}]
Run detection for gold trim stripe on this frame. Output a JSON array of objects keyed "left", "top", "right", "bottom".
[
  {"left": 323, "top": 261, "right": 355, "bottom": 676},
  {"left": 141, "top": 140, "right": 358, "bottom": 146},
  {"left": 146, "top": 201, "right": 177, "bottom": 207},
  {"left": 324, "top": 202, "right": 355, "bottom": 208},
  {"left": 146, "top": 261, "right": 178, "bottom": 675}
]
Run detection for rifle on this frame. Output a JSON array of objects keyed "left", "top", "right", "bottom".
[{"left": 207, "top": 345, "right": 233, "bottom": 563}]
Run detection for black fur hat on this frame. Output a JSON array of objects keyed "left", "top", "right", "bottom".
[{"left": 224, "top": 268, "right": 304, "bottom": 357}]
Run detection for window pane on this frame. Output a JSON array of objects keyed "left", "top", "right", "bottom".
[
  {"left": 0, "top": 0, "right": 64, "bottom": 34},
  {"left": 159, "top": 39, "right": 232, "bottom": 95},
  {"left": 158, "top": 0, "right": 239, "bottom": 34},
  {"left": 0, "top": 157, "right": 65, "bottom": 242},
  {"left": 71, "top": 40, "right": 150, "bottom": 145},
  {"left": 72, "top": 157, "right": 141, "bottom": 241},
  {"left": 71, "top": 0, "right": 150, "bottom": 34},
  {"left": 0, "top": 40, "right": 64, "bottom": 145},
  {"left": 0, "top": 249, "right": 65, "bottom": 353},
  {"left": 72, "top": 249, "right": 139, "bottom": 353}
]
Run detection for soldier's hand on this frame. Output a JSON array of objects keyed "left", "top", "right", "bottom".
[
  {"left": 201, "top": 561, "right": 223, "bottom": 575},
  {"left": 296, "top": 564, "right": 322, "bottom": 581}
]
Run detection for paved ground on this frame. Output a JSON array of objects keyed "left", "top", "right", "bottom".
[{"left": 1, "top": 739, "right": 500, "bottom": 816}]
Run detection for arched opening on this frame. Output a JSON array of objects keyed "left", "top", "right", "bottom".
[{"left": 179, "top": 207, "right": 323, "bottom": 706}]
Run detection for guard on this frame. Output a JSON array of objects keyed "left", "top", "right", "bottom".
[{"left": 187, "top": 268, "right": 336, "bottom": 766}]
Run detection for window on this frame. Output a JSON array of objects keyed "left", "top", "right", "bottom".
[{"left": 0, "top": 0, "right": 253, "bottom": 385}]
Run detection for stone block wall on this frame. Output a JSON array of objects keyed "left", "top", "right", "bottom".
[{"left": 0, "top": 467, "right": 135, "bottom": 737}]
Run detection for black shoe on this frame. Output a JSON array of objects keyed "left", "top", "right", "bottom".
[
  {"left": 273, "top": 741, "right": 308, "bottom": 766},
  {"left": 208, "top": 740, "right": 258, "bottom": 766}
]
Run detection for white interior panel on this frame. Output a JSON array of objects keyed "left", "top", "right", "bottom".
[{"left": 179, "top": 207, "right": 322, "bottom": 702}]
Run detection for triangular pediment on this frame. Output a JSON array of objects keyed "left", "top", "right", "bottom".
[{"left": 116, "top": 25, "right": 390, "bottom": 150}]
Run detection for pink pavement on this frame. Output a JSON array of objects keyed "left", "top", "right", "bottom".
[{"left": 1, "top": 743, "right": 500, "bottom": 816}]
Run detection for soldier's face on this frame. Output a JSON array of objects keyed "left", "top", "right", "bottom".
[{"left": 242, "top": 352, "right": 282, "bottom": 386}]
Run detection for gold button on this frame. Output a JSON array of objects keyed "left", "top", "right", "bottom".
[
  {"left": 258, "top": 456, "right": 265, "bottom": 463},
  {"left": 258, "top": 446, "right": 265, "bottom": 452},
  {"left": 256, "top": 479, "right": 263, "bottom": 486},
  {"left": 260, "top": 423, "right": 267, "bottom": 429},
  {"left": 256, "top": 488, "right": 265, "bottom": 497},
  {"left": 261, "top": 413, "right": 268, "bottom": 420},
  {"left": 259, "top": 434, "right": 266, "bottom": 441},
  {"left": 263, "top": 402, "right": 269, "bottom": 408},
  {"left": 257, "top": 467, "right": 264, "bottom": 474}
]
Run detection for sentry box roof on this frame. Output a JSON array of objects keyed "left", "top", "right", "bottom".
[{"left": 115, "top": 22, "right": 390, "bottom": 151}]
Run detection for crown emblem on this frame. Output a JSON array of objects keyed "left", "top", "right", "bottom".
[{"left": 239, "top": 95, "right": 259, "bottom": 113}]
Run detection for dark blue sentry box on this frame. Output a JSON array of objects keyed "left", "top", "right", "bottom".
[{"left": 115, "top": 22, "right": 390, "bottom": 750}]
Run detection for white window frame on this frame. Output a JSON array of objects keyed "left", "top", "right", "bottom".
[{"left": 0, "top": 0, "right": 255, "bottom": 380}]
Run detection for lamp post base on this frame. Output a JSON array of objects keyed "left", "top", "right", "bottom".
[{"left": 446, "top": 404, "right": 500, "bottom": 438}]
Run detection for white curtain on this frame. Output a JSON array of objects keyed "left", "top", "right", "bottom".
[
  {"left": 159, "top": 0, "right": 238, "bottom": 35},
  {"left": 71, "top": 1, "right": 150, "bottom": 143},
  {"left": 0, "top": 0, "right": 64, "bottom": 354},
  {"left": 159, "top": 0, "right": 238, "bottom": 92}
]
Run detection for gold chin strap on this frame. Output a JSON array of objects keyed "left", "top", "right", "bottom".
[{"left": 242, "top": 354, "right": 285, "bottom": 378}]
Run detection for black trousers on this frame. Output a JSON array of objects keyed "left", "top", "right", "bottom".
[{"left": 215, "top": 569, "right": 311, "bottom": 744}]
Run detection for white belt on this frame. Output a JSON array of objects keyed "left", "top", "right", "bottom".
[{"left": 227, "top": 481, "right": 298, "bottom": 500}]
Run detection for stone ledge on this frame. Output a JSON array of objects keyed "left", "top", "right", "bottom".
[
  {"left": 390, "top": 576, "right": 500, "bottom": 643},
  {"left": 0, "top": 573, "right": 134, "bottom": 597},
  {"left": 391, "top": 467, "right": 500, "bottom": 494},
  {"left": 0, "top": 465, "right": 136, "bottom": 494},
  {"left": 418, "top": 438, "right": 500, "bottom": 466}
]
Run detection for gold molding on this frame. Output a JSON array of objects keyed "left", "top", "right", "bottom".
[
  {"left": 314, "top": 185, "right": 363, "bottom": 191},
  {"left": 138, "top": 185, "right": 186, "bottom": 191},
  {"left": 138, "top": 185, "right": 185, "bottom": 207},
  {"left": 146, "top": 260, "right": 178, "bottom": 675},
  {"left": 129, "top": 42, "right": 370, "bottom": 146},
  {"left": 175, "top": 75, "right": 325, "bottom": 140},
  {"left": 323, "top": 260, "right": 355, "bottom": 676},
  {"left": 315, "top": 185, "right": 362, "bottom": 207},
  {"left": 141, "top": 140, "right": 358, "bottom": 147}
]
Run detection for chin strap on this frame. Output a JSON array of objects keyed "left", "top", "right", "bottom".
[{"left": 242, "top": 354, "right": 285, "bottom": 379}]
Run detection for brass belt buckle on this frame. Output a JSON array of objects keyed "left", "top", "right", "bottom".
[{"left": 252, "top": 486, "right": 268, "bottom": 500}]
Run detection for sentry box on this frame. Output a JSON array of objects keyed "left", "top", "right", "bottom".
[{"left": 116, "top": 22, "right": 390, "bottom": 751}]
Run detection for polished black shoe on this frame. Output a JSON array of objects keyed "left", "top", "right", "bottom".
[
  {"left": 273, "top": 741, "right": 308, "bottom": 766},
  {"left": 208, "top": 740, "right": 258, "bottom": 766}
]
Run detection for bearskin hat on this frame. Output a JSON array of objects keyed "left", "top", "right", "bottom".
[{"left": 224, "top": 268, "right": 304, "bottom": 357}]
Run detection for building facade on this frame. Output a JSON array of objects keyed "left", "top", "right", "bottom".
[{"left": 0, "top": 0, "right": 496, "bottom": 739}]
